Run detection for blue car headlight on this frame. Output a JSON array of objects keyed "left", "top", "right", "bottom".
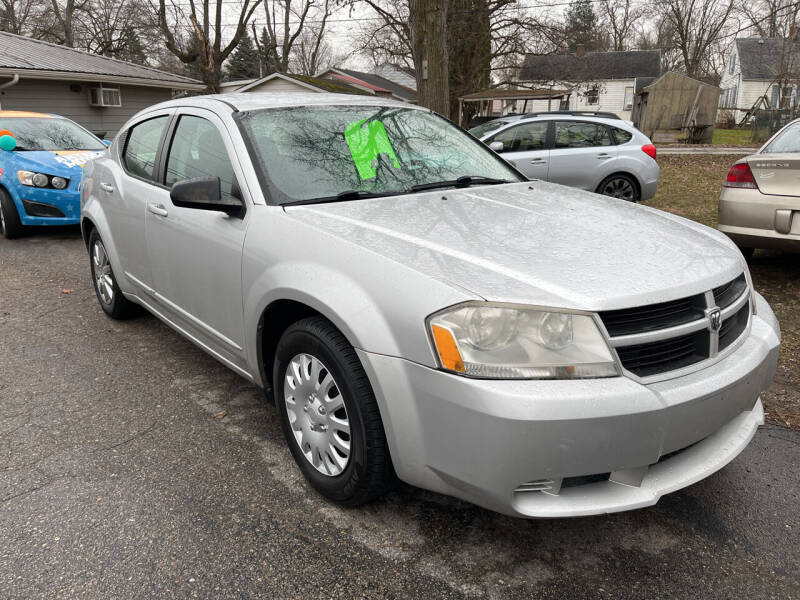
[{"left": 17, "top": 170, "right": 69, "bottom": 189}]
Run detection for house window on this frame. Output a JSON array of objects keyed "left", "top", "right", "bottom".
[
  {"left": 770, "top": 84, "right": 780, "bottom": 108},
  {"left": 584, "top": 87, "right": 599, "bottom": 105},
  {"left": 88, "top": 84, "right": 122, "bottom": 107},
  {"left": 623, "top": 86, "right": 634, "bottom": 110}
]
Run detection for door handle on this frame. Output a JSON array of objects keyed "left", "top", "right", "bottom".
[
  {"left": 530, "top": 159, "right": 547, "bottom": 164},
  {"left": 147, "top": 203, "right": 168, "bottom": 217},
  {"left": 596, "top": 153, "right": 612, "bottom": 159},
  {"left": 99, "top": 182, "right": 114, "bottom": 193}
]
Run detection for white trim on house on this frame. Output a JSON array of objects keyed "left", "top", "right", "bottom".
[
  {"left": 236, "top": 73, "right": 325, "bottom": 93},
  {"left": 0, "top": 68, "right": 205, "bottom": 91}
]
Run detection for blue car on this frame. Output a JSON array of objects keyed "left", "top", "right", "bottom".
[{"left": 0, "top": 111, "right": 107, "bottom": 238}]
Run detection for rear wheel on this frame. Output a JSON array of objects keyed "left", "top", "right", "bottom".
[
  {"left": 88, "top": 229, "right": 139, "bottom": 319},
  {"left": 738, "top": 246, "right": 755, "bottom": 260},
  {"left": 597, "top": 174, "right": 640, "bottom": 202},
  {"left": 0, "top": 189, "right": 25, "bottom": 239},
  {"left": 274, "top": 316, "right": 396, "bottom": 505}
]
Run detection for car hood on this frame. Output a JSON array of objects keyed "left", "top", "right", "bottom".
[
  {"left": 284, "top": 181, "right": 745, "bottom": 311},
  {"left": 12, "top": 150, "right": 106, "bottom": 178}
]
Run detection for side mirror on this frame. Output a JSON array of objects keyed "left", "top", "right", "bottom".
[
  {"left": 101, "top": 139, "right": 112, "bottom": 147},
  {"left": 489, "top": 141, "right": 504, "bottom": 153},
  {"left": 170, "top": 176, "right": 243, "bottom": 216}
]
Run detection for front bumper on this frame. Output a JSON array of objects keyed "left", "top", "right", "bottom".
[
  {"left": 11, "top": 185, "right": 81, "bottom": 226},
  {"left": 718, "top": 186, "right": 800, "bottom": 251},
  {"left": 358, "top": 292, "right": 780, "bottom": 517}
]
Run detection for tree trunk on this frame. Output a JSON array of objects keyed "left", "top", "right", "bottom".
[
  {"left": 447, "top": 0, "right": 491, "bottom": 122},
  {"left": 409, "top": 0, "right": 450, "bottom": 118}
]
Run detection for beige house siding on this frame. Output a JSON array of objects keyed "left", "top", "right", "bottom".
[
  {"left": 512, "top": 79, "right": 635, "bottom": 119},
  {"left": 0, "top": 79, "right": 173, "bottom": 136}
]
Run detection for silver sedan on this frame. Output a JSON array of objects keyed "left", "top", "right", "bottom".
[{"left": 80, "top": 94, "right": 779, "bottom": 517}]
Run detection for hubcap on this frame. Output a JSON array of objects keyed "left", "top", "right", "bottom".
[
  {"left": 283, "top": 353, "right": 351, "bottom": 476},
  {"left": 602, "top": 178, "right": 635, "bottom": 201},
  {"left": 92, "top": 240, "right": 114, "bottom": 305}
]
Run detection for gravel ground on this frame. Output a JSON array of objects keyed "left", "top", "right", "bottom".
[{"left": 1, "top": 229, "right": 798, "bottom": 599}]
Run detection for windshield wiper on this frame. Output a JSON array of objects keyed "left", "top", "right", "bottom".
[
  {"left": 410, "top": 175, "right": 512, "bottom": 192},
  {"left": 284, "top": 189, "right": 407, "bottom": 206}
]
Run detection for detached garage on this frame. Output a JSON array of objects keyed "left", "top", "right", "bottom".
[{"left": 0, "top": 32, "right": 204, "bottom": 137}]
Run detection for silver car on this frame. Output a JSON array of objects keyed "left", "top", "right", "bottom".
[
  {"left": 718, "top": 118, "right": 800, "bottom": 256},
  {"left": 81, "top": 94, "right": 779, "bottom": 518},
  {"left": 470, "top": 113, "right": 660, "bottom": 202}
]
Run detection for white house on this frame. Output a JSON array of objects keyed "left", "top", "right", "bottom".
[
  {"left": 719, "top": 38, "right": 800, "bottom": 123},
  {"left": 516, "top": 49, "right": 661, "bottom": 120},
  {"left": 231, "top": 72, "right": 368, "bottom": 95}
]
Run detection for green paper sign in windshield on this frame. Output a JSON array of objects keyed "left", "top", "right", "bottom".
[{"left": 344, "top": 118, "right": 401, "bottom": 180}]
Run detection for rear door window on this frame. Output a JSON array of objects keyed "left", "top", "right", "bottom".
[
  {"left": 490, "top": 121, "right": 549, "bottom": 152},
  {"left": 123, "top": 116, "right": 168, "bottom": 181},
  {"left": 554, "top": 121, "right": 613, "bottom": 148},
  {"left": 611, "top": 127, "right": 633, "bottom": 144}
]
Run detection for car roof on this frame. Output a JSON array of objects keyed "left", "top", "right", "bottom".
[
  {"left": 145, "top": 92, "right": 419, "bottom": 115},
  {"left": 0, "top": 110, "right": 60, "bottom": 119}
]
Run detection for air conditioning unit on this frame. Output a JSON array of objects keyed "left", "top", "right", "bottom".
[{"left": 88, "top": 85, "right": 122, "bottom": 107}]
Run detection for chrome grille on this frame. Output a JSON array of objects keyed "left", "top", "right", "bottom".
[{"left": 600, "top": 273, "right": 751, "bottom": 378}]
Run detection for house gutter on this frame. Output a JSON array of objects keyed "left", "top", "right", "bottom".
[
  {"left": 0, "top": 69, "right": 204, "bottom": 91},
  {"left": 0, "top": 73, "right": 20, "bottom": 109}
]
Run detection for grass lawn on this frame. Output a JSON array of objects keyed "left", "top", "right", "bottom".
[
  {"left": 643, "top": 155, "right": 800, "bottom": 429},
  {"left": 712, "top": 128, "right": 754, "bottom": 146}
]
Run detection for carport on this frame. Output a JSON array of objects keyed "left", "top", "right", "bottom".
[{"left": 457, "top": 87, "right": 573, "bottom": 127}]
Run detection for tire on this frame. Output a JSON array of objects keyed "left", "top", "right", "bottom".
[
  {"left": 597, "top": 174, "right": 640, "bottom": 202},
  {"left": 0, "top": 188, "right": 25, "bottom": 239},
  {"left": 738, "top": 246, "right": 755, "bottom": 260},
  {"left": 88, "top": 229, "right": 139, "bottom": 319},
  {"left": 273, "top": 316, "right": 396, "bottom": 506}
]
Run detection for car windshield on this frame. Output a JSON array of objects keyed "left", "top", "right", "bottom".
[
  {"left": 237, "top": 106, "right": 521, "bottom": 204},
  {"left": 468, "top": 119, "right": 513, "bottom": 138},
  {"left": 762, "top": 122, "right": 800, "bottom": 153},
  {"left": 0, "top": 117, "right": 105, "bottom": 151}
]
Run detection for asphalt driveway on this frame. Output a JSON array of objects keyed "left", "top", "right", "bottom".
[{"left": 1, "top": 229, "right": 798, "bottom": 599}]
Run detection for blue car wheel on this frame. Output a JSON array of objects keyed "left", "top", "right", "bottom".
[{"left": 0, "top": 188, "right": 25, "bottom": 239}]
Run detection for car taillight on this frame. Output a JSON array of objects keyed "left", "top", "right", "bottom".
[
  {"left": 641, "top": 144, "right": 657, "bottom": 159},
  {"left": 724, "top": 163, "right": 759, "bottom": 189}
]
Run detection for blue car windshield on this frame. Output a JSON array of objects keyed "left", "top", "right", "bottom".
[
  {"left": 0, "top": 117, "right": 106, "bottom": 151},
  {"left": 236, "top": 105, "right": 521, "bottom": 204}
]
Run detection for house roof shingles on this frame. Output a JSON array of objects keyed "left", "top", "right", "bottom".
[
  {"left": 736, "top": 38, "right": 800, "bottom": 80},
  {"left": 0, "top": 31, "right": 203, "bottom": 89},
  {"left": 519, "top": 49, "right": 661, "bottom": 82},
  {"left": 329, "top": 68, "right": 417, "bottom": 102}
]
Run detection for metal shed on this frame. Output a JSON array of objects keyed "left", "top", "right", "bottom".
[{"left": 631, "top": 71, "right": 721, "bottom": 143}]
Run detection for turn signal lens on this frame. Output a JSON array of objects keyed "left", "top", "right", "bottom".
[
  {"left": 724, "top": 163, "right": 758, "bottom": 189},
  {"left": 641, "top": 144, "right": 657, "bottom": 160},
  {"left": 431, "top": 324, "right": 465, "bottom": 373}
]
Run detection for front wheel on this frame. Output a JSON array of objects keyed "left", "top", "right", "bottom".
[
  {"left": 597, "top": 174, "right": 640, "bottom": 202},
  {"left": 274, "top": 316, "right": 396, "bottom": 505},
  {"left": 88, "top": 229, "right": 139, "bottom": 319},
  {"left": 0, "top": 189, "right": 25, "bottom": 239}
]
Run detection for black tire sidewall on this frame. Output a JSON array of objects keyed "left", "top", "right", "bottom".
[
  {"left": 88, "top": 229, "right": 125, "bottom": 318},
  {"left": 273, "top": 323, "right": 371, "bottom": 503},
  {"left": 598, "top": 174, "right": 640, "bottom": 202},
  {"left": 0, "top": 188, "right": 25, "bottom": 239}
]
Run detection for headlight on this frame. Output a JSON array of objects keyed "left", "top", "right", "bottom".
[
  {"left": 428, "top": 303, "right": 619, "bottom": 379},
  {"left": 17, "top": 171, "right": 69, "bottom": 189}
]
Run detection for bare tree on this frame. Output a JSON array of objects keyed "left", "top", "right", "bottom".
[
  {"left": 157, "top": 0, "right": 262, "bottom": 91},
  {"left": 654, "top": 0, "right": 737, "bottom": 79},
  {"left": 597, "top": 0, "right": 647, "bottom": 51},
  {"left": 257, "top": 0, "right": 329, "bottom": 73},
  {"left": 290, "top": 25, "right": 338, "bottom": 75},
  {"left": 409, "top": 0, "right": 450, "bottom": 115},
  {"left": 740, "top": 0, "right": 800, "bottom": 38},
  {"left": 0, "top": 0, "right": 41, "bottom": 35}
]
